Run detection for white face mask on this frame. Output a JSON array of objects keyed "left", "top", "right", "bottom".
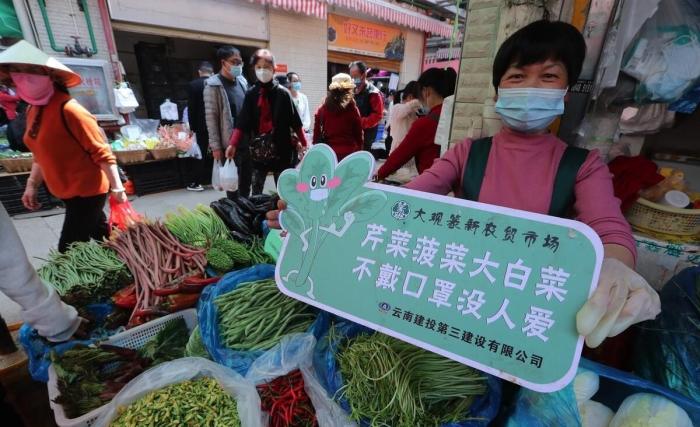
[{"left": 256, "top": 68, "right": 273, "bottom": 84}]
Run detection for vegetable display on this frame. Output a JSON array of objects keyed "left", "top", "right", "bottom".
[
  {"left": 206, "top": 238, "right": 253, "bottom": 273},
  {"left": 185, "top": 326, "right": 209, "bottom": 359},
  {"left": 257, "top": 369, "right": 317, "bottom": 427},
  {"left": 336, "top": 331, "right": 487, "bottom": 426},
  {"left": 215, "top": 279, "right": 315, "bottom": 351},
  {"left": 164, "top": 205, "right": 230, "bottom": 249},
  {"left": 110, "top": 377, "right": 241, "bottom": 427},
  {"left": 38, "top": 240, "right": 132, "bottom": 306},
  {"left": 52, "top": 319, "right": 189, "bottom": 418},
  {"left": 105, "top": 222, "right": 207, "bottom": 327}
]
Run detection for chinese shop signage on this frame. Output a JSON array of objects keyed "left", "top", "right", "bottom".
[
  {"left": 275, "top": 145, "right": 603, "bottom": 392},
  {"left": 328, "top": 14, "right": 405, "bottom": 61}
]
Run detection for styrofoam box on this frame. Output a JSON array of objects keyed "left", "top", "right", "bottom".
[{"left": 46, "top": 309, "right": 197, "bottom": 427}]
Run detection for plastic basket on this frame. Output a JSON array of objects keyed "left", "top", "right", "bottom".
[
  {"left": 150, "top": 147, "right": 177, "bottom": 160},
  {"left": 114, "top": 149, "right": 148, "bottom": 165},
  {"left": 626, "top": 197, "right": 700, "bottom": 236},
  {"left": 46, "top": 309, "right": 197, "bottom": 427},
  {"left": 0, "top": 157, "right": 33, "bottom": 173}
]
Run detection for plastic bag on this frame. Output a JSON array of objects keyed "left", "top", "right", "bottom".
[
  {"left": 246, "top": 333, "right": 356, "bottom": 427},
  {"left": 504, "top": 382, "right": 582, "bottom": 427},
  {"left": 264, "top": 229, "right": 283, "bottom": 261},
  {"left": 212, "top": 159, "right": 223, "bottom": 191},
  {"left": 634, "top": 267, "right": 700, "bottom": 403},
  {"left": 186, "top": 134, "right": 203, "bottom": 159},
  {"left": 19, "top": 303, "right": 115, "bottom": 382},
  {"left": 608, "top": 393, "right": 692, "bottom": 427},
  {"left": 314, "top": 321, "right": 502, "bottom": 427},
  {"left": 108, "top": 195, "right": 143, "bottom": 232},
  {"left": 94, "top": 357, "right": 265, "bottom": 427},
  {"left": 621, "top": 0, "right": 700, "bottom": 103},
  {"left": 198, "top": 264, "right": 329, "bottom": 376},
  {"left": 220, "top": 159, "right": 239, "bottom": 192}
]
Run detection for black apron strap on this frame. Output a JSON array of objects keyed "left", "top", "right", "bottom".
[
  {"left": 461, "top": 137, "right": 493, "bottom": 202},
  {"left": 548, "top": 146, "right": 589, "bottom": 217}
]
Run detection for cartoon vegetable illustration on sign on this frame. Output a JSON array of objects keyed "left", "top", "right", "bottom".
[{"left": 277, "top": 144, "right": 387, "bottom": 299}]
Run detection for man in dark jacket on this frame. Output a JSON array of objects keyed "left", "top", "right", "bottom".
[
  {"left": 186, "top": 61, "right": 214, "bottom": 191},
  {"left": 349, "top": 61, "right": 383, "bottom": 152}
]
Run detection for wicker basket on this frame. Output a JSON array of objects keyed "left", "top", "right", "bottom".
[
  {"left": 149, "top": 146, "right": 177, "bottom": 160},
  {"left": 626, "top": 197, "right": 700, "bottom": 237},
  {"left": 114, "top": 149, "right": 148, "bottom": 164},
  {"left": 0, "top": 157, "right": 33, "bottom": 173}
]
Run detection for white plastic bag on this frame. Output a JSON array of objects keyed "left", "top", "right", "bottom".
[
  {"left": 94, "top": 357, "right": 264, "bottom": 427},
  {"left": 212, "top": 159, "right": 223, "bottom": 191},
  {"left": 185, "top": 134, "right": 202, "bottom": 159},
  {"left": 114, "top": 83, "right": 139, "bottom": 114},
  {"left": 246, "top": 334, "right": 356, "bottom": 427},
  {"left": 220, "top": 159, "right": 239, "bottom": 192}
]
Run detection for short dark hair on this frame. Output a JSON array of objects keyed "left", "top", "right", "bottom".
[
  {"left": 198, "top": 61, "right": 214, "bottom": 73},
  {"left": 275, "top": 75, "right": 288, "bottom": 86},
  {"left": 418, "top": 68, "right": 457, "bottom": 98},
  {"left": 216, "top": 45, "right": 241, "bottom": 62},
  {"left": 286, "top": 72, "right": 300, "bottom": 81},
  {"left": 251, "top": 49, "right": 275, "bottom": 67},
  {"left": 349, "top": 61, "right": 367, "bottom": 74},
  {"left": 401, "top": 80, "right": 420, "bottom": 101},
  {"left": 492, "top": 20, "right": 586, "bottom": 89}
]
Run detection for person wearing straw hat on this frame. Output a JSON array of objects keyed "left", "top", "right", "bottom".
[
  {"left": 312, "top": 73, "right": 363, "bottom": 161},
  {"left": 0, "top": 40, "right": 126, "bottom": 252}
]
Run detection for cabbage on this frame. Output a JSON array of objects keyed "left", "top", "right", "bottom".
[
  {"left": 579, "top": 400, "right": 614, "bottom": 427},
  {"left": 609, "top": 393, "right": 692, "bottom": 427},
  {"left": 574, "top": 369, "right": 600, "bottom": 404}
]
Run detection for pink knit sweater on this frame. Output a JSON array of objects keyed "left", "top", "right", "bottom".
[{"left": 405, "top": 128, "right": 637, "bottom": 259}]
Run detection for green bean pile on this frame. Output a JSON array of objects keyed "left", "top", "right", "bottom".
[
  {"left": 337, "top": 331, "right": 487, "bottom": 427},
  {"left": 215, "top": 280, "right": 315, "bottom": 351},
  {"left": 185, "top": 326, "right": 210, "bottom": 359},
  {"left": 248, "top": 236, "right": 275, "bottom": 265},
  {"left": 110, "top": 377, "right": 241, "bottom": 427},
  {"left": 164, "top": 205, "right": 230, "bottom": 249},
  {"left": 38, "top": 240, "right": 131, "bottom": 304}
]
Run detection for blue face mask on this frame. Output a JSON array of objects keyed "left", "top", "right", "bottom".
[
  {"left": 292, "top": 82, "right": 302, "bottom": 91},
  {"left": 230, "top": 65, "right": 243, "bottom": 78},
  {"left": 495, "top": 87, "right": 567, "bottom": 133},
  {"left": 353, "top": 77, "right": 363, "bottom": 86}
]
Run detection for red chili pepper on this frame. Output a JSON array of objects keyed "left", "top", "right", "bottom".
[
  {"left": 183, "top": 276, "right": 220, "bottom": 285},
  {"left": 256, "top": 370, "right": 317, "bottom": 427},
  {"left": 112, "top": 283, "right": 137, "bottom": 309},
  {"left": 160, "top": 293, "right": 200, "bottom": 312}
]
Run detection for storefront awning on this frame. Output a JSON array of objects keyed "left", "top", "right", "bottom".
[{"left": 248, "top": 0, "right": 453, "bottom": 37}]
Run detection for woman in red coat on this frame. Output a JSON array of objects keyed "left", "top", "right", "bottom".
[{"left": 313, "top": 73, "right": 363, "bottom": 161}]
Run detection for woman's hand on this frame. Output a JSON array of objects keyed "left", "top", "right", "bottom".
[
  {"left": 21, "top": 185, "right": 41, "bottom": 210},
  {"left": 265, "top": 199, "right": 287, "bottom": 230},
  {"left": 112, "top": 189, "right": 128, "bottom": 204},
  {"left": 225, "top": 145, "right": 236, "bottom": 160},
  {"left": 576, "top": 258, "right": 660, "bottom": 348}
]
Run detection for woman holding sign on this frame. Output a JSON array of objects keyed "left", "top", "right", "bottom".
[{"left": 268, "top": 20, "right": 660, "bottom": 349}]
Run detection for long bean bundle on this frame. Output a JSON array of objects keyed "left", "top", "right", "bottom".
[
  {"left": 215, "top": 280, "right": 315, "bottom": 351},
  {"left": 164, "top": 205, "right": 230, "bottom": 249},
  {"left": 337, "top": 332, "right": 487, "bottom": 427},
  {"left": 38, "top": 240, "right": 131, "bottom": 305},
  {"left": 110, "top": 377, "right": 241, "bottom": 427}
]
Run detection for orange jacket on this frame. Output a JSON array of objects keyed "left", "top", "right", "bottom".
[{"left": 24, "top": 92, "right": 115, "bottom": 199}]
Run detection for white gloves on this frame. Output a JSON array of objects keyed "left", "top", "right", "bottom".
[{"left": 576, "top": 258, "right": 660, "bottom": 348}]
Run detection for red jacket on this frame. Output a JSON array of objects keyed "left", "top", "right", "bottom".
[
  {"left": 314, "top": 103, "right": 364, "bottom": 161},
  {"left": 377, "top": 104, "right": 442, "bottom": 180}
]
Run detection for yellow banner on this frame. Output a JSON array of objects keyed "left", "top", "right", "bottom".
[{"left": 328, "top": 14, "right": 405, "bottom": 60}]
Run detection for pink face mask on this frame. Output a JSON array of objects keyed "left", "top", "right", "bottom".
[{"left": 10, "top": 72, "right": 55, "bottom": 106}]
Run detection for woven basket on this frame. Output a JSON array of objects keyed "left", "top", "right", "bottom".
[
  {"left": 115, "top": 149, "right": 148, "bottom": 164},
  {"left": 626, "top": 197, "right": 700, "bottom": 237},
  {"left": 150, "top": 147, "right": 177, "bottom": 160},
  {"left": 0, "top": 157, "right": 33, "bottom": 173}
]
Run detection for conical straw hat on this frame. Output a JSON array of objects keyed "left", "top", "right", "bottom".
[{"left": 0, "top": 40, "right": 81, "bottom": 87}]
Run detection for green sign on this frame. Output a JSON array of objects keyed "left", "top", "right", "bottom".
[{"left": 275, "top": 145, "right": 603, "bottom": 392}]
